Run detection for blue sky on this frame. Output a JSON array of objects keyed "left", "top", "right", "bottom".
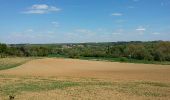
[{"left": 0, "top": 0, "right": 170, "bottom": 43}]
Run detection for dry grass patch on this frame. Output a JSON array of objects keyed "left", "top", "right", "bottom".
[{"left": 0, "top": 76, "right": 170, "bottom": 100}]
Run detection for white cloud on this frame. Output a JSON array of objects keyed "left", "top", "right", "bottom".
[
  {"left": 31, "top": 4, "right": 48, "bottom": 10},
  {"left": 152, "top": 32, "right": 160, "bottom": 35},
  {"left": 135, "top": 26, "right": 146, "bottom": 35},
  {"left": 112, "top": 32, "right": 121, "bottom": 35},
  {"left": 111, "top": 13, "right": 123, "bottom": 16},
  {"left": 112, "top": 29, "right": 124, "bottom": 35},
  {"left": 26, "top": 29, "right": 33, "bottom": 32},
  {"left": 136, "top": 27, "right": 146, "bottom": 31},
  {"left": 23, "top": 4, "right": 61, "bottom": 14},
  {"left": 51, "top": 21, "right": 60, "bottom": 27},
  {"left": 75, "top": 29, "right": 95, "bottom": 35}
]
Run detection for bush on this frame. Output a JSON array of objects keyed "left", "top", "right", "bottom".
[
  {"left": 165, "top": 54, "right": 170, "bottom": 61},
  {"left": 153, "top": 50, "right": 165, "bottom": 61},
  {"left": 0, "top": 53, "right": 7, "bottom": 58},
  {"left": 120, "top": 57, "right": 128, "bottom": 62},
  {"left": 67, "top": 49, "right": 80, "bottom": 59}
]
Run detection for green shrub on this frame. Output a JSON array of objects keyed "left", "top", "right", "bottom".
[{"left": 120, "top": 57, "right": 128, "bottom": 62}]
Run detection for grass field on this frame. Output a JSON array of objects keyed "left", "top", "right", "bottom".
[
  {"left": 0, "top": 75, "right": 170, "bottom": 100},
  {"left": 0, "top": 57, "right": 170, "bottom": 100},
  {"left": 48, "top": 54, "right": 170, "bottom": 65},
  {"left": 0, "top": 57, "right": 34, "bottom": 70}
]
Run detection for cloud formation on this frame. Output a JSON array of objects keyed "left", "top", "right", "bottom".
[
  {"left": 75, "top": 29, "right": 95, "bottom": 35},
  {"left": 136, "top": 27, "right": 146, "bottom": 31},
  {"left": 112, "top": 29, "right": 124, "bottom": 35},
  {"left": 111, "top": 13, "right": 123, "bottom": 16},
  {"left": 135, "top": 26, "right": 146, "bottom": 35},
  {"left": 152, "top": 32, "right": 160, "bottom": 35},
  {"left": 51, "top": 21, "right": 60, "bottom": 27},
  {"left": 26, "top": 29, "right": 34, "bottom": 32},
  {"left": 23, "top": 4, "right": 61, "bottom": 14}
]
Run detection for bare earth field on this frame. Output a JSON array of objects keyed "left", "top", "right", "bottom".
[
  {"left": 1, "top": 58, "right": 170, "bottom": 82},
  {"left": 0, "top": 58, "right": 170, "bottom": 100}
]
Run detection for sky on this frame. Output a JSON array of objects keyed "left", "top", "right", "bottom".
[{"left": 0, "top": 0, "right": 170, "bottom": 44}]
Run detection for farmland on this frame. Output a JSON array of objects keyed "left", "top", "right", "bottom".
[{"left": 0, "top": 57, "right": 170, "bottom": 100}]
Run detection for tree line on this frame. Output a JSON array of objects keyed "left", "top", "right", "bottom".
[{"left": 0, "top": 41, "right": 170, "bottom": 61}]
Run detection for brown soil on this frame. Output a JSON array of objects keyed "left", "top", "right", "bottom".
[{"left": 1, "top": 58, "right": 170, "bottom": 82}]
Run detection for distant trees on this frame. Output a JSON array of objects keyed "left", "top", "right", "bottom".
[
  {"left": 125, "top": 44, "right": 151, "bottom": 60},
  {"left": 81, "top": 47, "right": 106, "bottom": 57},
  {"left": 109, "top": 45, "right": 125, "bottom": 57},
  {"left": 20, "top": 46, "right": 49, "bottom": 57},
  {"left": 0, "top": 41, "right": 170, "bottom": 62},
  {"left": 153, "top": 42, "right": 170, "bottom": 61},
  {"left": 0, "top": 44, "right": 49, "bottom": 57},
  {"left": 0, "top": 43, "right": 7, "bottom": 58}
]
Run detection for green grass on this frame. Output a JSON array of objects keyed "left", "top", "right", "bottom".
[
  {"left": 0, "top": 80, "right": 79, "bottom": 96},
  {"left": 48, "top": 54, "right": 67, "bottom": 58},
  {"left": 140, "top": 82, "right": 170, "bottom": 87},
  {"left": 0, "top": 75, "right": 170, "bottom": 98},
  {"left": 0, "top": 57, "right": 36, "bottom": 70},
  {"left": 0, "top": 63, "right": 24, "bottom": 70},
  {"left": 48, "top": 54, "right": 170, "bottom": 65},
  {"left": 80, "top": 57, "right": 170, "bottom": 65}
]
